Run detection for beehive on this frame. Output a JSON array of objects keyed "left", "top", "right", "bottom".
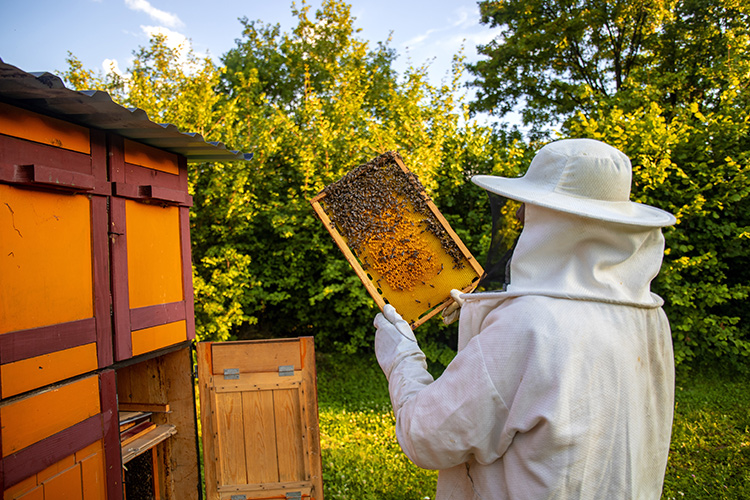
[{"left": 311, "top": 152, "right": 482, "bottom": 327}]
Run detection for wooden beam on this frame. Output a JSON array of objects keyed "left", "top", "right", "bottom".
[{"left": 118, "top": 402, "right": 170, "bottom": 413}]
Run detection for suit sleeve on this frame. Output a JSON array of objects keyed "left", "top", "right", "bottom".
[{"left": 386, "top": 337, "right": 511, "bottom": 470}]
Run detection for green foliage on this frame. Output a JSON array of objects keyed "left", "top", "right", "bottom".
[
  {"left": 470, "top": 0, "right": 750, "bottom": 371},
  {"left": 467, "top": 0, "right": 674, "bottom": 133},
  {"left": 61, "top": 0, "right": 750, "bottom": 372},
  {"left": 563, "top": 0, "right": 750, "bottom": 371},
  {"left": 197, "top": 0, "right": 514, "bottom": 355}
]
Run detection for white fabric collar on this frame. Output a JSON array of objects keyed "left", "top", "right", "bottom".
[{"left": 464, "top": 204, "right": 667, "bottom": 309}]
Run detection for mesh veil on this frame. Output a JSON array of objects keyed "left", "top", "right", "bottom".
[{"left": 475, "top": 192, "right": 519, "bottom": 292}]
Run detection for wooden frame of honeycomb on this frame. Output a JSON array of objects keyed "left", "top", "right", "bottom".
[{"left": 310, "top": 151, "right": 483, "bottom": 328}]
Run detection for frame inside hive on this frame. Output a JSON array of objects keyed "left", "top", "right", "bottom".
[{"left": 310, "top": 151, "right": 483, "bottom": 328}]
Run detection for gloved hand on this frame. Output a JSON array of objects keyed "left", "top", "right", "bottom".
[
  {"left": 441, "top": 289, "right": 465, "bottom": 325},
  {"left": 374, "top": 304, "right": 419, "bottom": 379}
]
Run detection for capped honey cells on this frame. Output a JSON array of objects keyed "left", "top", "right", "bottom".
[{"left": 321, "top": 151, "right": 465, "bottom": 292}]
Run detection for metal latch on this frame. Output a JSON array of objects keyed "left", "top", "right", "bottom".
[
  {"left": 278, "top": 365, "right": 294, "bottom": 377},
  {"left": 230, "top": 495, "right": 246, "bottom": 500},
  {"left": 223, "top": 368, "right": 240, "bottom": 380},
  {"left": 286, "top": 492, "right": 302, "bottom": 500}
]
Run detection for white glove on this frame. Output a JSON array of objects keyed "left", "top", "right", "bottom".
[
  {"left": 374, "top": 304, "right": 419, "bottom": 379},
  {"left": 441, "top": 289, "right": 465, "bottom": 325}
]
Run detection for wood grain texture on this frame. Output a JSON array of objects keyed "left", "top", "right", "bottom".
[
  {"left": 1, "top": 376, "right": 100, "bottom": 457},
  {"left": 242, "top": 391, "right": 279, "bottom": 484},
  {"left": 210, "top": 340, "right": 301, "bottom": 375},
  {"left": 0, "top": 343, "right": 98, "bottom": 399},
  {"left": 0, "top": 184, "right": 93, "bottom": 334},
  {"left": 0, "top": 102, "right": 90, "bottom": 154},
  {"left": 214, "top": 392, "right": 247, "bottom": 486}
]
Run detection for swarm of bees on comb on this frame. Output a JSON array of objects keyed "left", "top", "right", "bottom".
[{"left": 311, "top": 151, "right": 482, "bottom": 327}]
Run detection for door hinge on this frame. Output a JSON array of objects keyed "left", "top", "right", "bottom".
[
  {"left": 278, "top": 365, "right": 294, "bottom": 377},
  {"left": 223, "top": 368, "right": 240, "bottom": 380},
  {"left": 286, "top": 492, "right": 302, "bottom": 500},
  {"left": 230, "top": 495, "right": 246, "bottom": 500}
]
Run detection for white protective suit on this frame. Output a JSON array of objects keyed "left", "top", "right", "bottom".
[{"left": 374, "top": 202, "right": 675, "bottom": 499}]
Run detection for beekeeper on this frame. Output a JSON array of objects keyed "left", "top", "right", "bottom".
[{"left": 374, "top": 138, "right": 676, "bottom": 499}]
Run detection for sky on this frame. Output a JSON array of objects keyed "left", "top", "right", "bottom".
[{"left": 0, "top": 0, "right": 501, "bottom": 92}]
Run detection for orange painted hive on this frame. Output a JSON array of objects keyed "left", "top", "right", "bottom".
[{"left": 311, "top": 151, "right": 482, "bottom": 327}]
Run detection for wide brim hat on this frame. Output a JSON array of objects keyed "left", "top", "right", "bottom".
[{"left": 472, "top": 138, "right": 677, "bottom": 227}]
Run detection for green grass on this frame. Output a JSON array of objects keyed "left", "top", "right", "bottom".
[
  {"left": 316, "top": 353, "right": 750, "bottom": 500},
  {"left": 316, "top": 353, "right": 438, "bottom": 499},
  {"left": 662, "top": 370, "right": 750, "bottom": 499}
]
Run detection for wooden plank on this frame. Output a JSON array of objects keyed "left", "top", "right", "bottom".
[
  {"left": 120, "top": 423, "right": 157, "bottom": 447},
  {"left": 214, "top": 372, "right": 301, "bottom": 394},
  {"left": 118, "top": 403, "right": 170, "bottom": 413},
  {"left": 89, "top": 128, "right": 111, "bottom": 195},
  {"left": 1, "top": 376, "right": 100, "bottom": 457},
  {"left": 80, "top": 448, "right": 106, "bottom": 500},
  {"left": 214, "top": 392, "right": 247, "bottom": 486},
  {"left": 36, "top": 453, "right": 75, "bottom": 484},
  {"left": 211, "top": 341, "right": 301, "bottom": 375},
  {"left": 9, "top": 485, "right": 44, "bottom": 500},
  {"left": 10, "top": 164, "right": 94, "bottom": 191},
  {"left": 300, "top": 337, "right": 323, "bottom": 496},
  {"left": 154, "top": 346, "right": 200, "bottom": 500},
  {"left": 0, "top": 318, "right": 96, "bottom": 365},
  {"left": 0, "top": 136, "right": 96, "bottom": 192},
  {"left": 1, "top": 414, "right": 102, "bottom": 490},
  {"left": 120, "top": 424, "right": 176, "bottom": 465},
  {"left": 242, "top": 391, "right": 279, "bottom": 485},
  {"left": 151, "top": 447, "right": 161, "bottom": 500},
  {"left": 109, "top": 195, "right": 131, "bottom": 362},
  {"left": 395, "top": 156, "right": 483, "bottom": 277},
  {"left": 179, "top": 206, "right": 196, "bottom": 341},
  {"left": 74, "top": 440, "right": 103, "bottom": 462},
  {"left": 0, "top": 184, "right": 93, "bottom": 334},
  {"left": 41, "top": 462, "right": 83, "bottom": 500},
  {"left": 129, "top": 302, "right": 186, "bottom": 332},
  {"left": 130, "top": 321, "right": 187, "bottom": 357},
  {"left": 215, "top": 482, "right": 312, "bottom": 495},
  {"left": 0, "top": 343, "right": 98, "bottom": 399},
  {"left": 311, "top": 198, "right": 385, "bottom": 308},
  {"left": 273, "top": 388, "right": 304, "bottom": 482},
  {"left": 125, "top": 200, "right": 184, "bottom": 309},
  {"left": 0, "top": 102, "right": 90, "bottom": 154},
  {"left": 197, "top": 342, "right": 219, "bottom": 500},
  {"left": 99, "top": 369, "right": 123, "bottom": 500},
  {"left": 2, "top": 474, "right": 38, "bottom": 500},
  {"left": 123, "top": 139, "right": 179, "bottom": 175},
  {"left": 91, "top": 193, "right": 113, "bottom": 368}
]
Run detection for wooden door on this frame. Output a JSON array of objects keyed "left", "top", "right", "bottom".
[{"left": 197, "top": 338, "right": 323, "bottom": 500}]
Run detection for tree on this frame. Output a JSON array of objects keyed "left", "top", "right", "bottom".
[
  {"left": 208, "top": 0, "right": 506, "bottom": 357},
  {"left": 471, "top": 0, "right": 750, "bottom": 371},
  {"left": 467, "top": 0, "right": 673, "bottom": 133}
]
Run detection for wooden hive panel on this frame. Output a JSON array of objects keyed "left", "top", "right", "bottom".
[
  {"left": 198, "top": 338, "right": 323, "bottom": 500},
  {"left": 0, "top": 103, "right": 112, "bottom": 398},
  {"left": 0, "top": 371, "right": 120, "bottom": 499}
]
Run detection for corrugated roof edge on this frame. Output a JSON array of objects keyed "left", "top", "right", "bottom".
[{"left": 0, "top": 58, "right": 253, "bottom": 162}]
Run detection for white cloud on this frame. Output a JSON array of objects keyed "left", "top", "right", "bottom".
[
  {"left": 125, "top": 0, "right": 183, "bottom": 28},
  {"left": 140, "top": 26, "right": 206, "bottom": 73},
  {"left": 102, "top": 58, "right": 124, "bottom": 76},
  {"left": 141, "top": 25, "right": 189, "bottom": 50}
]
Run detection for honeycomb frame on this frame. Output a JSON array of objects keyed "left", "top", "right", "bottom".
[{"left": 310, "top": 152, "right": 483, "bottom": 328}]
